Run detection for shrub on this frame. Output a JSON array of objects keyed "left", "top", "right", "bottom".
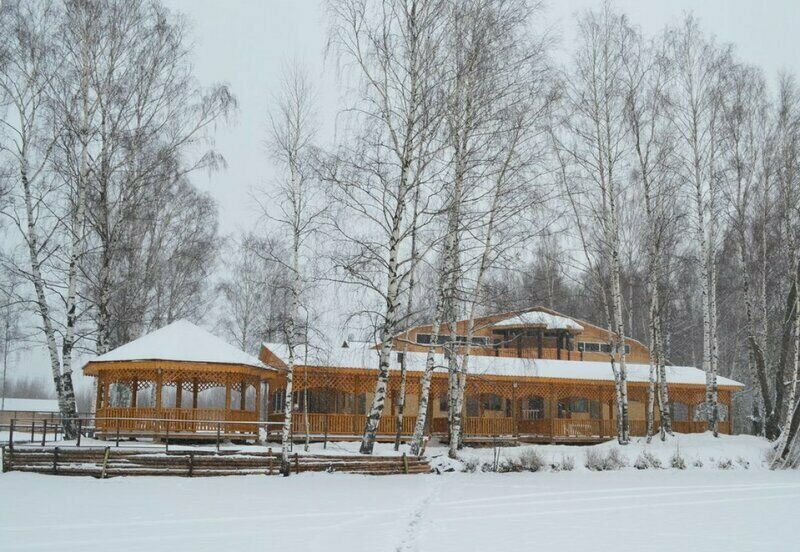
[
  {"left": 518, "top": 449, "right": 545, "bottom": 472},
  {"left": 463, "top": 457, "right": 480, "bottom": 473},
  {"left": 692, "top": 458, "right": 704, "bottom": 468},
  {"left": 586, "top": 447, "right": 629, "bottom": 471},
  {"left": 497, "top": 457, "right": 525, "bottom": 473},
  {"left": 736, "top": 456, "right": 750, "bottom": 470},
  {"left": 717, "top": 457, "right": 734, "bottom": 470},
  {"left": 634, "top": 451, "right": 663, "bottom": 470},
  {"left": 670, "top": 450, "right": 687, "bottom": 470},
  {"left": 550, "top": 454, "right": 576, "bottom": 472}
]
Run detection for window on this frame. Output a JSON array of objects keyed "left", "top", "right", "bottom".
[
  {"left": 557, "top": 397, "right": 601, "bottom": 419},
  {"left": 577, "top": 342, "right": 630, "bottom": 354},
  {"left": 396, "top": 352, "right": 405, "bottom": 364},
  {"left": 669, "top": 402, "right": 689, "bottom": 422},
  {"left": 438, "top": 395, "right": 448, "bottom": 412},
  {"left": 480, "top": 393, "right": 503, "bottom": 412},
  {"left": 415, "top": 333, "right": 489, "bottom": 347},
  {"left": 522, "top": 396, "right": 545, "bottom": 420},
  {"left": 271, "top": 390, "right": 285, "bottom": 413},
  {"left": 466, "top": 397, "right": 479, "bottom": 417}
]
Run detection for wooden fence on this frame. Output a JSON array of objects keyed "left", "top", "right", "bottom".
[{"left": 1, "top": 446, "right": 431, "bottom": 477}]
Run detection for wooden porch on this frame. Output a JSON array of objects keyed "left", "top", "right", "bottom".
[{"left": 266, "top": 365, "right": 735, "bottom": 444}]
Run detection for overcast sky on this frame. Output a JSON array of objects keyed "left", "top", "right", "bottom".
[
  {"left": 9, "top": 0, "right": 800, "bottom": 383},
  {"left": 168, "top": 0, "right": 800, "bottom": 236}
]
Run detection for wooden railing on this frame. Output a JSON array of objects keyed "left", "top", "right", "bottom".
[
  {"left": 492, "top": 347, "right": 649, "bottom": 363},
  {"left": 268, "top": 412, "right": 729, "bottom": 440},
  {"left": 96, "top": 407, "right": 259, "bottom": 436}
]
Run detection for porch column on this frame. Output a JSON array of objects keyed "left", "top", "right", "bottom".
[
  {"left": 557, "top": 331, "right": 562, "bottom": 360},
  {"left": 224, "top": 374, "right": 232, "bottom": 412},
  {"left": 155, "top": 370, "right": 163, "bottom": 411},
  {"left": 102, "top": 380, "right": 111, "bottom": 409},
  {"left": 95, "top": 374, "right": 104, "bottom": 412},
  {"left": 192, "top": 378, "right": 199, "bottom": 409},
  {"left": 537, "top": 329, "right": 543, "bottom": 358},
  {"left": 175, "top": 380, "right": 183, "bottom": 409},
  {"left": 256, "top": 379, "right": 263, "bottom": 416},
  {"left": 240, "top": 379, "right": 247, "bottom": 410},
  {"left": 566, "top": 333, "right": 572, "bottom": 360},
  {"left": 512, "top": 383, "right": 518, "bottom": 437},
  {"left": 130, "top": 379, "right": 138, "bottom": 408}
]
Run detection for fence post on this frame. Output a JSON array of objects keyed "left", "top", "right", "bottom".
[
  {"left": 267, "top": 447, "right": 273, "bottom": 475},
  {"left": 76, "top": 419, "right": 82, "bottom": 447},
  {"left": 188, "top": 452, "right": 194, "bottom": 478},
  {"left": 8, "top": 419, "right": 14, "bottom": 451},
  {"left": 324, "top": 414, "right": 329, "bottom": 450},
  {"left": 101, "top": 446, "right": 110, "bottom": 479},
  {"left": 294, "top": 452, "right": 299, "bottom": 475},
  {"left": 216, "top": 422, "right": 221, "bottom": 453},
  {"left": 115, "top": 419, "right": 120, "bottom": 447},
  {"left": 165, "top": 420, "right": 170, "bottom": 454},
  {"left": 53, "top": 446, "right": 59, "bottom": 473},
  {"left": 30, "top": 419, "right": 35, "bottom": 442},
  {"left": 41, "top": 420, "right": 47, "bottom": 446},
  {"left": 402, "top": 452, "right": 409, "bottom": 474}
]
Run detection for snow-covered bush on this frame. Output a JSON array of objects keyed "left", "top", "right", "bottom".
[
  {"left": 634, "top": 451, "right": 663, "bottom": 470},
  {"left": 551, "top": 455, "right": 575, "bottom": 472},
  {"left": 717, "top": 457, "right": 734, "bottom": 470},
  {"left": 736, "top": 456, "right": 750, "bottom": 470},
  {"left": 497, "top": 457, "right": 525, "bottom": 473},
  {"left": 518, "top": 449, "right": 545, "bottom": 472},
  {"left": 670, "top": 450, "right": 687, "bottom": 470},
  {"left": 463, "top": 457, "right": 480, "bottom": 473},
  {"left": 585, "top": 448, "right": 628, "bottom": 471},
  {"left": 692, "top": 458, "right": 704, "bottom": 468}
]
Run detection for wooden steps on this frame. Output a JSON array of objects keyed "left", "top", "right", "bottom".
[{"left": 1, "top": 446, "right": 431, "bottom": 477}]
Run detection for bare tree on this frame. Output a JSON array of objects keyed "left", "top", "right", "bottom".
[
  {"left": 326, "top": 0, "right": 446, "bottom": 454},
  {"left": 262, "top": 65, "right": 321, "bottom": 472},
  {"left": 622, "top": 28, "right": 677, "bottom": 440},
  {"left": 558, "top": 3, "right": 635, "bottom": 444},
  {"left": 669, "top": 15, "right": 729, "bottom": 436}
]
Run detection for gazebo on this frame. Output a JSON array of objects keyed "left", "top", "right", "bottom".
[{"left": 84, "top": 320, "right": 274, "bottom": 442}]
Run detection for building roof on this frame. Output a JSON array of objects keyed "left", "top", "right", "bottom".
[
  {"left": 0, "top": 398, "right": 60, "bottom": 412},
  {"left": 493, "top": 311, "right": 584, "bottom": 332},
  {"left": 85, "top": 320, "right": 270, "bottom": 370},
  {"left": 262, "top": 343, "right": 743, "bottom": 388}
]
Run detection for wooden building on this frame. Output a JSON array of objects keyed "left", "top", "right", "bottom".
[
  {"left": 260, "top": 307, "right": 743, "bottom": 443},
  {"left": 0, "top": 398, "right": 60, "bottom": 426},
  {"left": 83, "top": 320, "right": 274, "bottom": 441}
]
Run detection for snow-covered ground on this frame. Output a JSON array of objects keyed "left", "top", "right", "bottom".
[{"left": 2, "top": 434, "right": 798, "bottom": 552}]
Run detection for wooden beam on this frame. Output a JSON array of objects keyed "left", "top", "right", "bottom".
[
  {"left": 130, "top": 380, "right": 138, "bottom": 408},
  {"left": 537, "top": 330, "right": 543, "bottom": 358},
  {"left": 95, "top": 374, "right": 104, "bottom": 412},
  {"left": 240, "top": 380, "right": 247, "bottom": 410},
  {"left": 175, "top": 381, "right": 183, "bottom": 409}
]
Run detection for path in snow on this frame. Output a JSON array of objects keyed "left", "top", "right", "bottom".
[{"left": 1, "top": 470, "right": 798, "bottom": 551}]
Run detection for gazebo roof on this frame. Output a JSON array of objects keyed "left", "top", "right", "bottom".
[{"left": 85, "top": 320, "right": 269, "bottom": 370}]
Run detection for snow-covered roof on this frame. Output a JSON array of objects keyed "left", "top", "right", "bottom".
[
  {"left": 262, "top": 343, "right": 743, "bottom": 388},
  {"left": 86, "top": 320, "right": 270, "bottom": 370},
  {"left": 0, "top": 398, "right": 60, "bottom": 412},
  {"left": 494, "top": 311, "right": 584, "bottom": 331}
]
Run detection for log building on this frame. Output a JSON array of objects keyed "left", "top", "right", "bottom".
[{"left": 260, "top": 307, "right": 742, "bottom": 443}]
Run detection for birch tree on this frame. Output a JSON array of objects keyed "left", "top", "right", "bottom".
[
  {"left": 559, "top": 3, "right": 634, "bottom": 444},
  {"left": 0, "top": 0, "right": 84, "bottom": 437},
  {"left": 326, "top": 0, "right": 446, "bottom": 454},
  {"left": 669, "top": 16, "right": 729, "bottom": 436},
  {"left": 262, "top": 66, "right": 320, "bottom": 473},
  {"left": 622, "top": 29, "right": 677, "bottom": 440}
]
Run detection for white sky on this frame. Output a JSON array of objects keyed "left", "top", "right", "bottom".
[
  {"left": 7, "top": 0, "right": 800, "bottom": 385},
  {"left": 168, "top": 0, "right": 800, "bottom": 236}
]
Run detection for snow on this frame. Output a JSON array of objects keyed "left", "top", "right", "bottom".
[
  {"left": 0, "top": 398, "right": 59, "bottom": 412},
  {"left": 263, "top": 343, "right": 744, "bottom": 388},
  {"left": 1, "top": 434, "right": 798, "bottom": 552},
  {"left": 494, "top": 310, "right": 584, "bottom": 331},
  {"left": 84, "top": 320, "right": 270, "bottom": 370}
]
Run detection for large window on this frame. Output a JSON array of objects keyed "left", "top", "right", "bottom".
[
  {"left": 577, "top": 342, "right": 631, "bottom": 354},
  {"left": 557, "top": 397, "right": 601, "bottom": 419},
  {"left": 522, "top": 396, "right": 545, "bottom": 420},
  {"left": 416, "top": 333, "right": 489, "bottom": 347}
]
